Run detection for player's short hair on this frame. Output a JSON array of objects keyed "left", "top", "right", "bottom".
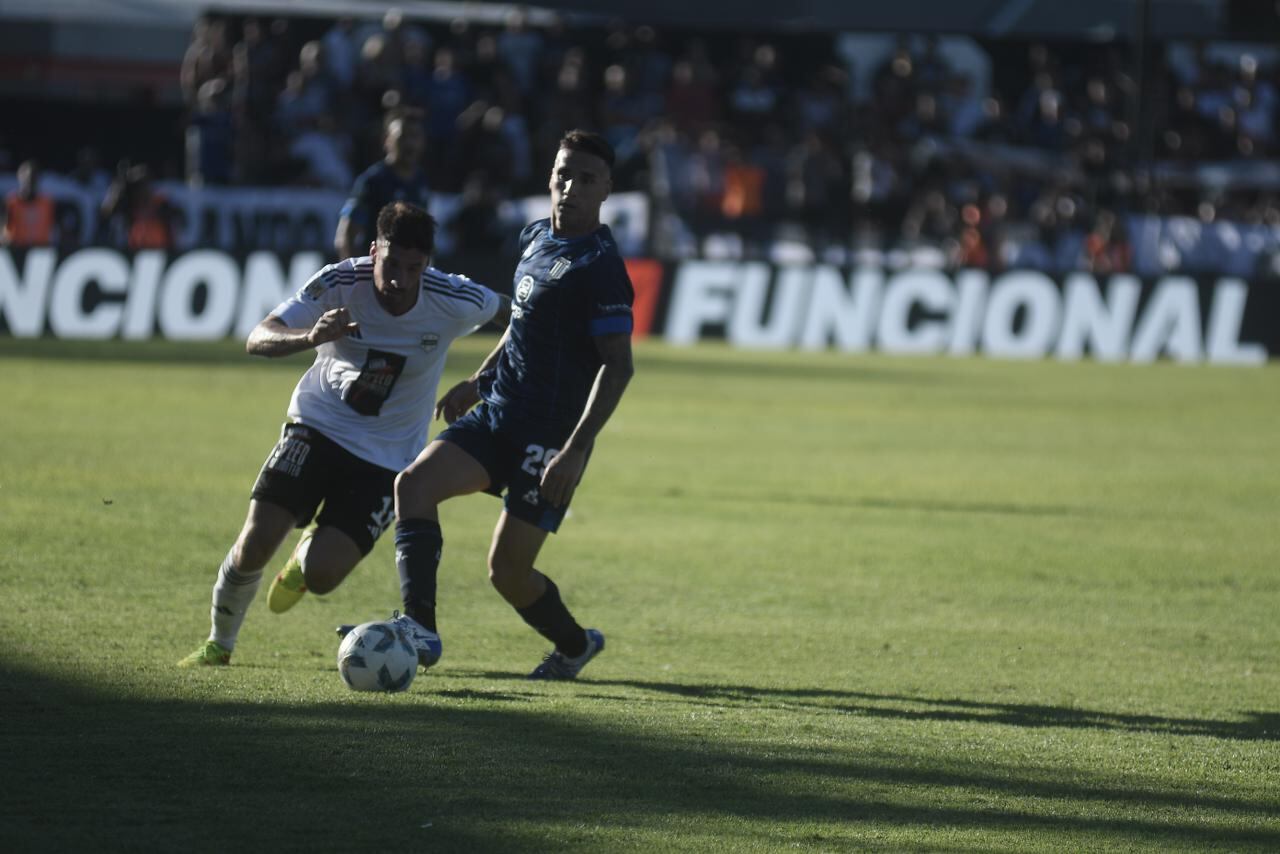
[
  {"left": 559, "top": 129, "right": 615, "bottom": 170},
  {"left": 376, "top": 201, "right": 435, "bottom": 255}
]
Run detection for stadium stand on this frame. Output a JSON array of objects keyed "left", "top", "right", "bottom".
[{"left": 0, "top": 1, "right": 1277, "bottom": 278}]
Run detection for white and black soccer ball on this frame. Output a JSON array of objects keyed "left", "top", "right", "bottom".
[{"left": 337, "top": 621, "right": 417, "bottom": 692}]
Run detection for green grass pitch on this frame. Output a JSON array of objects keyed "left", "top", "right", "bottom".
[{"left": 1, "top": 335, "right": 1278, "bottom": 852}]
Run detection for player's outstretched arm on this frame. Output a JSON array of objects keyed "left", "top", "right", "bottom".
[
  {"left": 540, "top": 332, "right": 635, "bottom": 507},
  {"left": 246, "top": 310, "right": 359, "bottom": 358}
]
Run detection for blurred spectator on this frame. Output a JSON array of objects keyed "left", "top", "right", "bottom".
[
  {"left": 321, "top": 17, "right": 359, "bottom": 90},
  {"left": 233, "top": 18, "right": 289, "bottom": 125},
  {"left": 497, "top": 7, "right": 544, "bottom": 95},
  {"left": 186, "top": 77, "right": 235, "bottom": 187},
  {"left": 665, "top": 55, "right": 720, "bottom": 134},
  {"left": 351, "top": 33, "right": 403, "bottom": 147},
  {"left": 100, "top": 163, "right": 179, "bottom": 252},
  {"left": 532, "top": 48, "right": 594, "bottom": 175},
  {"left": 449, "top": 171, "right": 508, "bottom": 253},
  {"left": 334, "top": 109, "right": 430, "bottom": 259},
  {"left": 728, "top": 44, "right": 782, "bottom": 127},
  {"left": 1082, "top": 208, "right": 1133, "bottom": 274},
  {"left": 687, "top": 128, "right": 727, "bottom": 236},
  {"left": 71, "top": 147, "right": 111, "bottom": 197},
  {"left": 2, "top": 160, "right": 56, "bottom": 248},
  {"left": 786, "top": 131, "right": 848, "bottom": 246},
  {"left": 229, "top": 21, "right": 280, "bottom": 184},
  {"left": 276, "top": 41, "right": 351, "bottom": 189},
  {"left": 945, "top": 73, "right": 987, "bottom": 138},
  {"left": 181, "top": 17, "right": 232, "bottom": 108},
  {"left": 454, "top": 102, "right": 517, "bottom": 191},
  {"left": 599, "top": 63, "right": 662, "bottom": 165},
  {"left": 421, "top": 46, "right": 472, "bottom": 162}
]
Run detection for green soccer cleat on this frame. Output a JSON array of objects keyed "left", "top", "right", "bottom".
[
  {"left": 177, "top": 640, "right": 231, "bottom": 668},
  {"left": 267, "top": 530, "right": 312, "bottom": 613}
]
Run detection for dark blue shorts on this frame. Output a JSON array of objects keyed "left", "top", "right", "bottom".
[{"left": 437, "top": 403, "right": 581, "bottom": 533}]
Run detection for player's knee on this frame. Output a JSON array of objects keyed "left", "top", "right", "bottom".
[
  {"left": 301, "top": 564, "right": 340, "bottom": 595},
  {"left": 487, "top": 551, "right": 529, "bottom": 592},
  {"left": 395, "top": 466, "right": 436, "bottom": 507},
  {"left": 394, "top": 468, "right": 414, "bottom": 498}
]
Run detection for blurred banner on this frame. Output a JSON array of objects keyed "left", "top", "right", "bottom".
[
  {"left": 1, "top": 249, "right": 1274, "bottom": 364},
  {"left": 0, "top": 174, "right": 650, "bottom": 258}
]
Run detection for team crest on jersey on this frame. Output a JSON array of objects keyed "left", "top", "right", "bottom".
[
  {"left": 420, "top": 333, "right": 439, "bottom": 352},
  {"left": 548, "top": 257, "right": 572, "bottom": 281},
  {"left": 516, "top": 275, "right": 535, "bottom": 303}
]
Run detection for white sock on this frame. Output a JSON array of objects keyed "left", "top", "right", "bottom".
[{"left": 209, "top": 553, "right": 263, "bottom": 651}]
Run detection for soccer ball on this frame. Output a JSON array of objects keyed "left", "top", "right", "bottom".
[{"left": 337, "top": 621, "right": 417, "bottom": 692}]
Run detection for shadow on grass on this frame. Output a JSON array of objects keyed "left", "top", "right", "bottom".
[
  {"left": 571, "top": 677, "right": 1280, "bottom": 744},
  {"left": 4, "top": 662, "right": 1278, "bottom": 853}
]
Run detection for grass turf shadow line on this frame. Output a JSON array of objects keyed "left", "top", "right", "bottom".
[
  {"left": 576, "top": 677, "right": 1280, "bottom": 743},
  {"left": 5, "top": 663, "right": 1279, "bottom": 852}
]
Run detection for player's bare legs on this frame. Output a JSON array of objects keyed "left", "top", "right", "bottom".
[
  {"left": 232, "top": 499, "right": 298, "bottom": 574},
  {"left": 298, "top": 527, "right": 363, "bottom": 594},
  {"left": 396, "top": 439, "right": 491, "bottom": 519},
  {"left": 486, "top": 510, "right": 601, "bottom": 679},
  {"left": 488, "top": 511, "right": 549, "bottom": 607},
  {"left": 267, "top": 523, "right": 364, "bottom": 612}
]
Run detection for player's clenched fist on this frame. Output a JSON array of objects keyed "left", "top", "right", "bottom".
[{"left": 308, "top": 307, "right": 359, "bottom": 345}]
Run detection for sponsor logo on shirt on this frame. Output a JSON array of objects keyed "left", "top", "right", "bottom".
[
  {"left": 516, "top": 275, "right": 535, "bottom": 303},
  {"left": 420, "top": 333, "right": 439, "bottom": 352}
]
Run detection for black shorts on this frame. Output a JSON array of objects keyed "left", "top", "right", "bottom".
[
  {"left": 251, "top": 423, "right": 397, "bottom": 555},
  {"left": 437, "top": 403, "right": 584, "bottom": 533}
]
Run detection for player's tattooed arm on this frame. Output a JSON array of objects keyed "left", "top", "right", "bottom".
[{"left": 246, "top": 309, "right": 359, "bottom": 357}]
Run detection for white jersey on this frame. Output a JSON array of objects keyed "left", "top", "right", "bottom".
[{"left": 271, "top": 256, "right": 500, "bottom": 472}]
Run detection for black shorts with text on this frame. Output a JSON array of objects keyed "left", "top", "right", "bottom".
[{"left": 251, "top": 423, "right": 396, "bottom": 555}]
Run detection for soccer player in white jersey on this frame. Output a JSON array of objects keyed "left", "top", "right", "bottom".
[{"left": 179, "top": 202, "right": 510, "bottom": 667}]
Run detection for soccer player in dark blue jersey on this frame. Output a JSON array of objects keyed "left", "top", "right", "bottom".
[
  {"left": 379, "top": 129, "right": 635, "bottom": 680},
  {"left": 334, "top": 110, "right": 432, "bottom": 260}
]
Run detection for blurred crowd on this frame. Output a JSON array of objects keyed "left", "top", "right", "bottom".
[{"left": 5, "top": 9, "right": 1279, "bottom": 276}]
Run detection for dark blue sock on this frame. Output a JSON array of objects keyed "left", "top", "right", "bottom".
[
  {"left": 395, "top": 518, "right": 442, "bottom": 632},
  {"left": 516, "top": 576, "right": 586, "bottom": 657}
]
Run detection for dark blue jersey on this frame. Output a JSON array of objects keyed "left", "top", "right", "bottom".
[
  {"left": 339, "top": 160, "right": 431, "bottom": 229},
  {"left": 481, "top": 219, "right": 634, "bottom": 433}
]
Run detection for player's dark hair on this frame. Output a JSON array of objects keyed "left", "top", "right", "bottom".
[
  {"left": 376, "top": 201, "right": 435, "bottom": 255},
  {"left": 559, "top": 129, "right": 615, "bottom": 170}
]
